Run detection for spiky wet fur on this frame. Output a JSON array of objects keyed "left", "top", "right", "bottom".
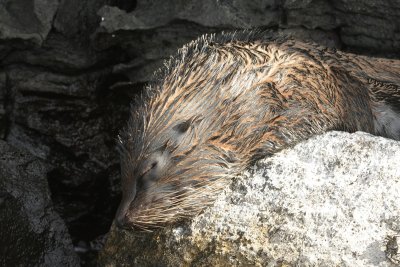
[{"left": 118, "top": 31, "right": 400, "bottom": 231}]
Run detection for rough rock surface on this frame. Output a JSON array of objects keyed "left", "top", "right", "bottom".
[
  {"left": 99, "top": 132, "right": 400, "bottom": 267},
  {"left": 0, "top": 140, "right": 80, "bottom": 266},
  {"left": 97, "top": 0, "right": 400, "bottom": 53},
  {"left": 0, "top": 0, "right": 58, "bottom": 47},
  {"left": 0, "top": 72, "right": 6, "bottom": 138}
]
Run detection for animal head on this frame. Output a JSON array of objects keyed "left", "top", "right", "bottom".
[{"left": 114, "top": 32, "right": 288, "bottom": 230}]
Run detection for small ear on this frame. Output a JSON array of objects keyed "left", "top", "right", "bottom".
[{"left": 173, "top": 121, "right": 190, "bottom": 134}]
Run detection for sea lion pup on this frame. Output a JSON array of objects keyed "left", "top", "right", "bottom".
[{"left": 115, "top": 31, "right": 400, "bottom": 231}]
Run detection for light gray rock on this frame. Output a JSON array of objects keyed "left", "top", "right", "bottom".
[
  {"left": 284, "top": 0, "right": 400, "bottom": 51},
  {"left": 100, "top": 131, "right": 400, "bottom": 267}
]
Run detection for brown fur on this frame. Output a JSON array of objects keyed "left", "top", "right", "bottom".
[{"left": 115, "top": 31, "right": 400, "bottom": 231}]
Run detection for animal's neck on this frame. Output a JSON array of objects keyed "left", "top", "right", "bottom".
[{"left": 371, "top": 101, "right": 400, "bottom": 140}]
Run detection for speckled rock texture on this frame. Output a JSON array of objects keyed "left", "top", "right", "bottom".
[
  {"left": 99, "top": 131, "right": 400, "bottom": 267},
  {"left": 0, "top": 140, "right": 80, "bottom": 266}
]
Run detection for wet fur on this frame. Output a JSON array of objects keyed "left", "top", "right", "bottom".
[{"left": 117, "top": 31, "right": 400, "bottom": 230}]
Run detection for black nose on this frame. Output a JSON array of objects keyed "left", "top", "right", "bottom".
[{"left": 115, "top": 216, "right": 127, "bottom": 229}]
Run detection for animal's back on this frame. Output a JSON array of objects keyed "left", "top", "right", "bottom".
[
  {"left": 116, "top": 32, "right": 400, "bottom": 230},
  {"left": 345, "top": 54, "right": 400, "bottom": 140},
  {"left": 246, "top": 38, "right": 400, "bottom": 142}
]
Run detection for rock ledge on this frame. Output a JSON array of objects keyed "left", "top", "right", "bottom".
[{"left": 100, "top": 131, "right": 400, "bottom": 267}]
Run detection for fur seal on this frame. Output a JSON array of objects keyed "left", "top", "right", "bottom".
[{"left": 115, "top": 31, "right": 400, "bottom": 231}]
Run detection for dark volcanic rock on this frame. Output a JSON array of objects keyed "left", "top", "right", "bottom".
[
  {"left": 97, "top": 0, "right": 280, "bottom": 31},
  {"left": 1, "top": 0, "right": 129, "bottom": 261},
  {"left": 54, "top": 0, "right": 105, "bottom": 39},
  {"left": 5, "top": 65, "right": 127, "bottom": 261},
  {"left": 0, "top": 73, "right": 6, "bottom": 139},
  {"left": 284, "top": 0, "right": 400, "bottom": 52},
  {"left": 97, "top": 0, "right": 400, "bottom": 54},
  {"left": 0, "top": 140, "right": 79, "bottom": 266},
  {"left": 0, "top": 0, "right": 59, "bottom": 47}
]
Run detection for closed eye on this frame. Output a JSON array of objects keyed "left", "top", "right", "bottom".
[
  {"left": 139, "top": 161, "right": 158, "bottom": 177},
  {"left": 173, "top": 121, "right": 190, "bottom": 134}
]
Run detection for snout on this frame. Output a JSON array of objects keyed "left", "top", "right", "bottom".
[
  {"left": 114, "top": 192, "right": 136, "bottom": 229},
  {"left": 114, "top": 203, "right": 129, "bottom": 229},
  {"left": 115, "top": 215, "right": 128, "bottom": 229}
]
